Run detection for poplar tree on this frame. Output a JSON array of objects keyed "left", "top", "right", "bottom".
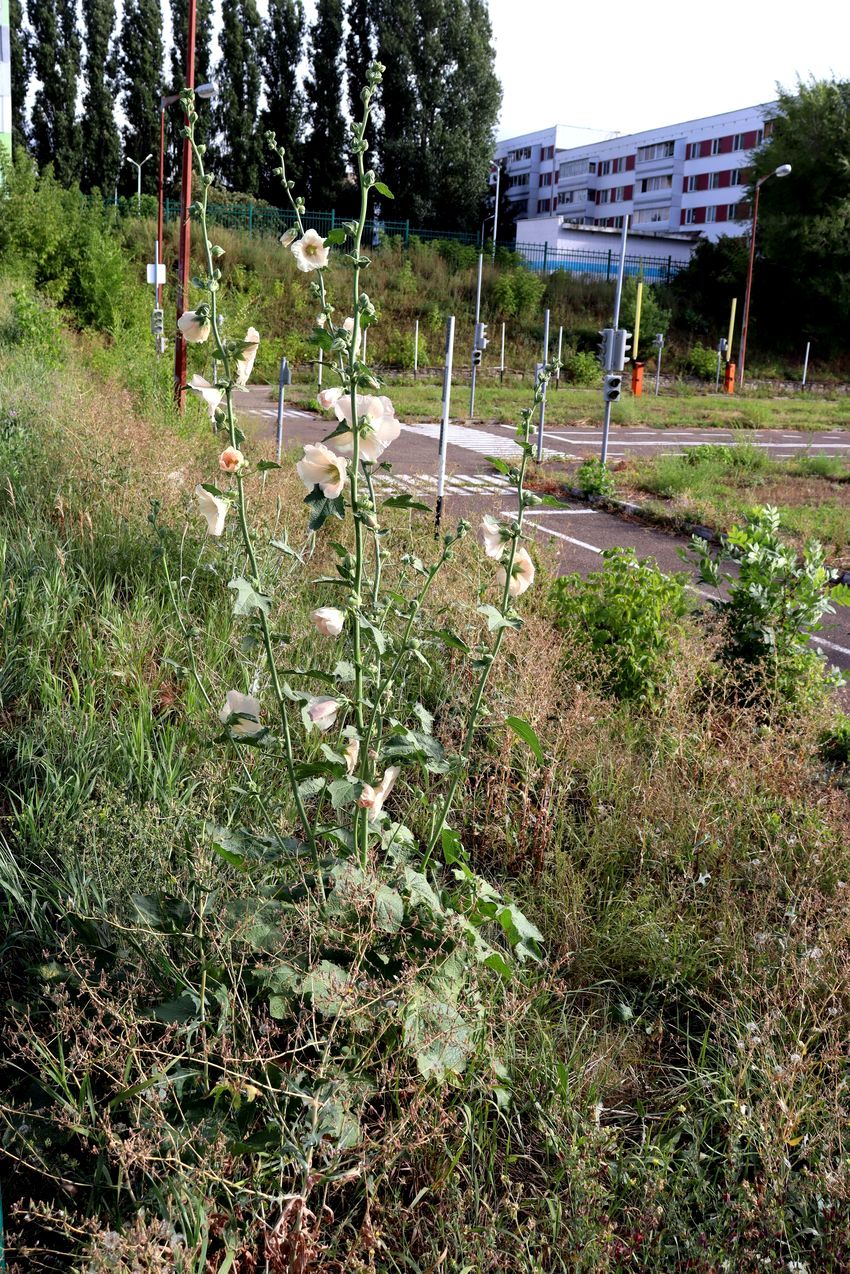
[
  {"left": 373, "top": 0, "right": 501, "bottom": 227},
  {"left": 30, "top": 0, "right": 82, "bottom": 184},
  {"left": 117, "top": 0, "right": 164, "bottom": 194},
  {"left": 303, "top": 0, "right": 347, "bottom": 210},
  {"left": 81, "top": 0, "right": 121, "bottom": 193},
  {"left": 9, "top": 0, "right": 30, "bottom": 152},
  {"left": 213, "top": 0, "right": 263, "bottom": 192},
  {"left": 346, "top": 0, "right": 374, "bottom": 141},
  {"left": 259, "top": 0, "right": 305, "bottom": 200}
]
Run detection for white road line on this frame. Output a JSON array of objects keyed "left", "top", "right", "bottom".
[
  {"left": 519, "top": 508, "right": 596, "bottom": 516},
  {"left": 816, "top": 637, "right": 850, "bottom": 658},
  {"left": 523, "top": 519, "right": 603, "bottom": 553}
]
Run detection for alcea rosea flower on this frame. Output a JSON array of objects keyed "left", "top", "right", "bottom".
[
  {"left": 317, "top": 387, "right": 343, "bottom": 411},
  {"left": 311, "top": 607, "right": 345, "bottom": 637},
  {"left": 177, "top": 310, "right": 211, "bottom": 343},
  {"left": 291, "top": 229, "right": 330, "bottom": 272},
  {"left": 218, "top": 690, "right": 262, "bottom": 737},
  {"left": 331, "top": 394, "right": 401, "bottom": 463},
  {"left": 357, "top": 766, "right": 401, "bottom": 820},
  {"left": 195, "top": 485, "right": 229, "bottom": 536},
  {"left": 481, "top": 514, "right": 509, "bottom": 560},
  {"left": 188, "top": 374, "right": 223, "bottom": 421},
  {"left": 296, "top": 443, "right": 348, "bottom": 499},
  {"left": 305, "top": 696, "right": 339, "bottom": 732},
  {"left": 219, "top": 446, "right": 245, "bottom": 473},
  {"left": 497, "top": 545, "right": 535, "bottom": 597},
  {"left": 235, "top": 328, "right": 260, "bottom": 387}
]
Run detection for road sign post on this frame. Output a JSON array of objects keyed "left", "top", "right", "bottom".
[
  {"left": 469, "top": 252, "right": 484, "bottom": 417},
  {"left": 801, "top": 340, "right": 811, "bottom": 389},
  {"left": 435, "top": 315, "right": 456, "bottom": 532},
  {"left": 276, "top": 356, "right": 292, "bottom": 463},
  {"left": 536, "top": 308, "right": 550, "bottom": 462},
  {"left": 414, "top": 319, "right": 419, "bottom": 378},
  {"left": 653, "top": 332, "right": 664, "bottom": 396}
]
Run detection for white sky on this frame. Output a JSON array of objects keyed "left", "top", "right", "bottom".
[{"left": 489, "top": 0, "right": 849, "bottom": 141}]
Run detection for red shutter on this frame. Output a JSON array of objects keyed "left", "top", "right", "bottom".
[
  {"left": 680, "top": 209, "right": 688, "bottom": 225},
  {"left": 697, "top": 172, "right": 709, "bottom": 191},
  {"left": 700, "top": 140, "right": 712, "bottom": 158},
  {"left": 719, "top": 170, "right": 731, "bottom": 188},
  {"left": 716, "top": 206, "right": 728, "bottom": 222},
  {"left": 743, "top": 130, "right": 758, "bottom": 148},
  {"left": 720, "top": 135, "right": 733, "bottom": 154},
  {"left": 625, "top": 154, "right": 635, "bottom": 171},
  {"left": 623, "top": 185, "right": 633, "bottom": 200},
  {"left": 695, "top": 207, "right": 706, "bottom": 224}
]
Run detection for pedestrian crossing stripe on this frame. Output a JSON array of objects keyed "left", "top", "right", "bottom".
[{"left": 373, "top": 471, "right": 515, "bottom": 498}]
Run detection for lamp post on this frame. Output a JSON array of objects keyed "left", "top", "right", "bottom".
[
  {"left": 737, "top": 163, "right": 791, "bottom": 390},
  {"left": 490, "top": 161, "right": 501, "bottom": 264},
  {"left": 125, "top": 153, "right": 153, "bottom": 214}
]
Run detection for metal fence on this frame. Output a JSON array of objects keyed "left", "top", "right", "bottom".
[{"left": 162, "top": 198, "right": 687, "bottom": 283}]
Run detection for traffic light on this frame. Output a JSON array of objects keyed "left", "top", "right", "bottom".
[
  {"left": 598, "top": 327, "right": 615, "bottom": 370},
  {"left": 612, "top": 328, "right": 631, "bottom": 370},
  {"left": 603, "top": 372, "right": 622, "bottom": 402},
  {"left": 472, "top": 349, "right": 483, "bottom": 367},
  {"left": 474, "top": 321, "right": 488, "bottom": 350},
  {"left": 151, "top": 308, "right": 164, "bottom": 336}
]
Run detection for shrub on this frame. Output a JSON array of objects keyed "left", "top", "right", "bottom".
[
  {"left": 560, "top": 348, "right": 599, "bottom": 386},
  {"left": 683, "top": 341, "right": 720, "bottom": 380},
  {"left": 551, "top": 547, "right": 689, "bottom": 704},
  {"left": 0, "top": 284, "right": 64, "bottom": 367},
  {"left": 575, "top": 456, "right": 616, "bottom": 496},
  {"left": 688, "top": 505, "right": 850, "bottom": 702}
]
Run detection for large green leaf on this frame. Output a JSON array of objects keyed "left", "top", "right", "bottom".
[
  {"left": 403, "top": 993, "right": 475, "bottom": 1080},
  {"left": 228, "top": 576, "right": 272, "bottom": 618},
  {"left": 505, "top": 715, "right": 545, "bottom": 765},
  {"left": 303, "top": 961, "right": 351, "bottom": 1016}
]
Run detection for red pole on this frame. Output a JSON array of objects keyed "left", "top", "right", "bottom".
[
  {"left": 737, "top": 179, "right": 761, "bottom": 391},
  {"left": 156, "top": 105, "right": 165, "bottom": 312},
  {"left": 174, "top": 0, "right": 197, "bottom": 412}
]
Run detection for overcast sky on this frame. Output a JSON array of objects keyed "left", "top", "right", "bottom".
[{"left": 489, "top": 0, "right": 849, "bottom": 141}]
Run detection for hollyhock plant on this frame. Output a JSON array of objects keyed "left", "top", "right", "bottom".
[
  {"left": 305, "top": 696, "right": 339, "bottom": 732},
  {"left": 235, "top": 328, "right": 260, "bottom": 387},
  {"left": 328, "top": 394, "right": 401, "bottom": 463},
  {"left": 188, "top": 374, "right": 223, "bottom": 422},
  {"left": 219, "top": 446, "right": 245, "bottom": 473},
  {"left": 296, "top": 443, "right": 348, "bottom": 499},
  {"left": 481, "top": 514, "right": 509, "bottom": 560},
  {"left": 290, "top": 228, "right": 330, "bottom": 272},
  {"left": 497, "top": 545, "right": 536, "bottom": 597},
  {"left": 218, "top": 690, "right": 262, "bottom": 737},
  {"left": 178, "top": 310, "right": 211, "bottom": 343},
  {"left": 194, "top": 484, "right": 229, "bottom": 536},
  {"left": 311, "top": 607, "right": 345, "bottom": 637}
]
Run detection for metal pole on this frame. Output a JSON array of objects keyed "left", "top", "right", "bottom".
[
  {"left": 137, "top": 163, "right": 142, "bottom": 214},
  {"left": 726, "top": 297, "right": 737, "bottom": 362},
  {"left": 492, "top": 164, "right": 500, "bottom": 265},
  {"left": 555, "top": 324, "right": 563, "bottom": 387},
  {"left": 535, "top": 309, "right": 550, "bottom": 462},
  {"left": 276, "top": 357, "right": 286, "bottom": 462},
  {"left": 413, "top": 319, "right": 419, "bottom": 378},
  {"left": 317, "top": 346, "right": 323, "bottom": 389},
  {"left": 738, "top": 181, "right": 762, "bottom": 390},
  {"left": 612, "top": 214, "right": 629, "bottom": 328},
  {"left": 654, "top": 343, "right": 662, "bottom": 397},
  {"left": 715, "top": 348, "right": 722, "bottom": 392},
  {"left": 174, "top": 0, "right": 197, "bottom": 413},
  {"left": 156, "top": 107, "right": 166, "bottom": 311},
  {"left": 499, "top": 321, "right": 505, "bottom": 385},
  {"left": 435, "top": 316, "right": 456, "bottom": 531},
  {"left": 801, "top": 340, "right": 811, "bottom": 389},
  {"left": 469, "top": 251, "right": 484, "bottom": 417},
  {"left": 632, "top": 280, "right": 643, "bottom": 360}
]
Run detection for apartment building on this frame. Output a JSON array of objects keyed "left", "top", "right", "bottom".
[{"left": 495, "top": 103, "right": 779, "bottom": 244}]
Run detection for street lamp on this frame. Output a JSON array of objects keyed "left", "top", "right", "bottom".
[
  {"left": 490, "top": 161, "right": 501, "bottom": 264},
  {"left": 737, "top": 162, "right": 791, "bottom": 390},
  {"left": 126, "top": 153, "right": 153, "bottom": 214}
]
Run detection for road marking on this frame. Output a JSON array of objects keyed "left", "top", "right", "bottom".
[
  {"left": 519, "top": 508, "right": 596, "bottom": 515},
  {"left": 402, "top": 421, "right": 558, "bottom": 460},
  {"left": 522, "top": 518, "right": 603, "bottom": 553},
  {"left": 817, "top": 636, "right": 850, "bottom": 658}
]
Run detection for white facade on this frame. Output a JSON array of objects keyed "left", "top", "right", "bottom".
[{"left": 496, "top": 102, "right": 779, "bottom": 246}]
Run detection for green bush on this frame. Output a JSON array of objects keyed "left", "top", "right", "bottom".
[
  {"left": 489, "top": 268, "right": 546, "bottom": 320},
  {"left": 0, "top": 285, "right": 65, "bottom": 367},
  {"left": 561, "top": 348, "right": 599, "bottom": 386},
  {"left": 683, "top": 341, "right": 720, "bottom": 381},
  {"left": 575, "top": 456, "right": 616, "bottom": 496},
  {"left": 551, "top": 547, "right": 689, "bottom": 704},
  {"left": 618, "top": 276, "right": 670, "bottom": 347}
]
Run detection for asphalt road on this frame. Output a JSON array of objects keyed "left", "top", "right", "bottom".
[{"left": 237, "top": 386, "right": 850, "bottom": 672}]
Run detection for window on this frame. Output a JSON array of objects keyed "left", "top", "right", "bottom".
[
  {"left": 540, "top": 145, "right": 555, "bottom": 160},
  {"left": 611, "top": 156, "right": 624, "bottom": 174},
  {"left": 685, "top": 142, "right": 698, "bottom": 160},
  {"left": 610, "top": 215, "right": 624, "bottom": 228},
  {"left": 683, "top": 208, "right": 698, "bottom": 225},
  {"left": 559, "top": 157, "right": 591, "bottom": 179},
  {"left": 636, "top": 140, "right": 675, "bottom": 162},
  {"left": 709, "top": 172, "right": 723, "bottom": 189},
  {"left": 514, "top": 199, "right": 528, "bottom": 216},
  {"left": 732, "top": 132, "right": 745, "bottom": 150},
  {"left": 641, "top": 174, "right": 673, "bottom": 193},
  {"left": 632, "top": 206, "right": 668, "bottom": 224},
  {"left": 558, "top": 188, "right": 588, "bottom": 206},
  {"left": 537, "top": 198, "right": 552, "bottom": 213},
  {"left": 597, "top": 159, "right": 611, "bottom": 175},
  {"left": 507, "top": 173, "right": 529, "bottom": 188},
  {"left": 710, "top": 138, "right": 721, "bottom": 156},
  {"left": 596, "top": 188, "right": 612, "bottom": 204},
  {"left": 685, "top": 174, "right": 698, "bottom": 192},
  {"left": 539, "top": 171, "right": 553, "bottom": 187},
  {"left": 509, "top": 146, "right": 532, "bottom": 162},
  {"left": 706, "top": 206, "right": 718, "bottom": 222},
  {"left": 764, "top": 118, "right": 776, "bottom": 138}
]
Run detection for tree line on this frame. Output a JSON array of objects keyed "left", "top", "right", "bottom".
[{"left": 9, "top": 0, "right": 502, "bottom": 228}]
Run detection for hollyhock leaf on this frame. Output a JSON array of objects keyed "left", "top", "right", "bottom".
[
  {"left": 153, "top": 994, "right": 201, "bottom": 1025},
  {"left": 374, "top": 181, "right": 394, "bottom": 199},
  {"left": 441, "top": 827, "right": 466, "bottom": 865},
  {"left": 413, "top": 703, "right": 434, "bottom": 734},
  {"left": 304, "top": 486, "right": 345, "bottom": 532},
  {"left": 228, "top": 577, "right": 273, "bottom": 617},
  {"left": 382, "top": 493, "right": 431, "bottom": 513},
  {"left": 505, "top": 715, "right": 545, "bottom": 765},
  {"left": 484, "top": 456, "right": 514, "bottom": 477},
  {"left": 303, "top": 960, "right": 350, "bottom": 1016},
  {"left": 310, "top": 328, "right": 334, "bottom": 351},
  {"left": 333, "top": 660, "right": 356, "bottom": 683},
  {"left": 404, "top": 995, "right": 474, "bottom": 1080},
  {"left": 477, "top": 604, "right": 521, "bottom": 632},
  {"left": 329, "top": 778, "right": 358, "bottom": 812},
  {"left": 270, "top": 536, "right": 302, "bottom": 560},
  {"left": 403, "top": 867, "right": 443, "bottom": 916},
  {"left": 359, "top": 615, "right": 386, "bottom": 655},
  {"left": 430, "top": 628, "right": 470, "bottom": 653},
  {"left": 326, "top": 227, "right": 347, "bottom": 244},
  {"left": 256, "top": 460, "right": 281, "bottom": 472}
]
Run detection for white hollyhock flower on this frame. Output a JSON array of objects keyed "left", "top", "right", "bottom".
[
  {"left": 357, "top": 766, "right": 400, "bottom": 820},
  {"left": 317, "top": 386, "right": 343, "bottom": 411},
  {"left": 296, "top": 443, "right": 348, "bottom": 499},
  {"left": 194, "top": 484, "right": 229, "bottom": 536},
  {"left": 291, "top": 228, "right": 330, "bottom": 272},
  {"left": 311, "top": 606, "right": 345, "bottom": 637},
  {"left": 332, "top": 394, "right": 401, "bottom": 463},
  {"left": 218, "top": 690, "right": 262, "bottom": 737},
  {"left": 342, "top": 316, "right": 361, "bottom": 356},
  {"left": 305, "top": 696, "right": 339, "bottom": 731},
  {"left": 177, "top": 310, "right": 211, "bottom": 343},
  {"left": 344, "top": 738, "right": 360, "bottom": 775},
  {"left": 496, "top": 545, "right": 535, "bottom": 598},
  {"left": 481, "top": 514, "right": 509, "bottom": 560},
  {"left": 235, "top": 328, "right": 260, "bottom": 387},
  {"left": 188, "top": 374, "right": 223, "bottom": 422}
]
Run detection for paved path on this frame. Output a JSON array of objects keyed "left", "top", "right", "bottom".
[{"left": 237, "top": 387, "right": 850, "bottom": 672}]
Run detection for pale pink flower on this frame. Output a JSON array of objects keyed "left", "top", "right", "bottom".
[
  {"left": 235, "top": 327, "right": 260, "bottom": 387},
  {"left": 332, "top": 394, "right": 401, "bottom": 463},
  {"left": 188, "top": 374, "right": 223, "bottom": 422},
  {"left": 296, "top": 443, "right": 348, "bottom": 499},
  {"left": 357, "top": 766, "right": 400, "bottom": 820},
  {"left": 177, "top": 310, "right": 211, "bottom": 343},
  {"left": 311, "top": 606, "right": 345, "bottom": 637},
  {"left": 317, "top": 386, "right": 344, "bottom": 411},
  {"left": 218, "top": 690, "right": 262, "bottom": 737},
  {"left": 219, "top": 446, "right": 245, "bottom": 473},
  {"left": 194, "top": 484, "right": 229, "bottom": 536},
  {"left": 344, "top": 738, "right": 360, "bottom": 775},
  {"left": 342, "top": 316, "right": 361, "bottom": 356},
  {"left": 306, "top": 696, "right": 339, "bottom": 732},
  {"left": 291, "top": 228, "right": 330, "bottom": 272},
  {"left": 496, "top": 545, "right": 535, "bottom": 598},
  {"left": 481, "top": 514, "right": 509, "bottom": 560}
]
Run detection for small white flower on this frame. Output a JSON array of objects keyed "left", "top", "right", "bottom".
[
  {"left": 306, "top": 696, "right": 339, "bottom": 732},
  {"left": 218, "top": 690, "right": 262, "bottom": 737},
  {"left": 296, "top": 443, "right": 348, "bottom": 499},
  {"left": 344, "top": 738, "right": 360, "bottom": 775},
  {"left": 317, "top": 386, "right": 344, "bottom": 411},
  {"left": 235, "top": 327, "right": 260, "bottom": 387},
  {"left": 177, "top": 310, "right": 211, "bottom": 343},
  {"left": 194, "top": 484, "right": 229, "bottom": 536},
  {"left": 357, "top": 766, "right": 400, "bottom": 820},
  {"left": 188, "top": 374, "right": 223, "bottom": 421},
  {"left": 332, "top": 394, "right": 401, "bottom": 463},
  {"left": 480, "top": 514, "right": 508, "bottom": 560},
  {"left": 311, "top": 606, "right": 345, "bottom": 637},
  {"left": 496, "top": 545, "right": 535, "bottom": 597},
  {"left": 291, "top": 228, "right": 330, "bottom": 272}
]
